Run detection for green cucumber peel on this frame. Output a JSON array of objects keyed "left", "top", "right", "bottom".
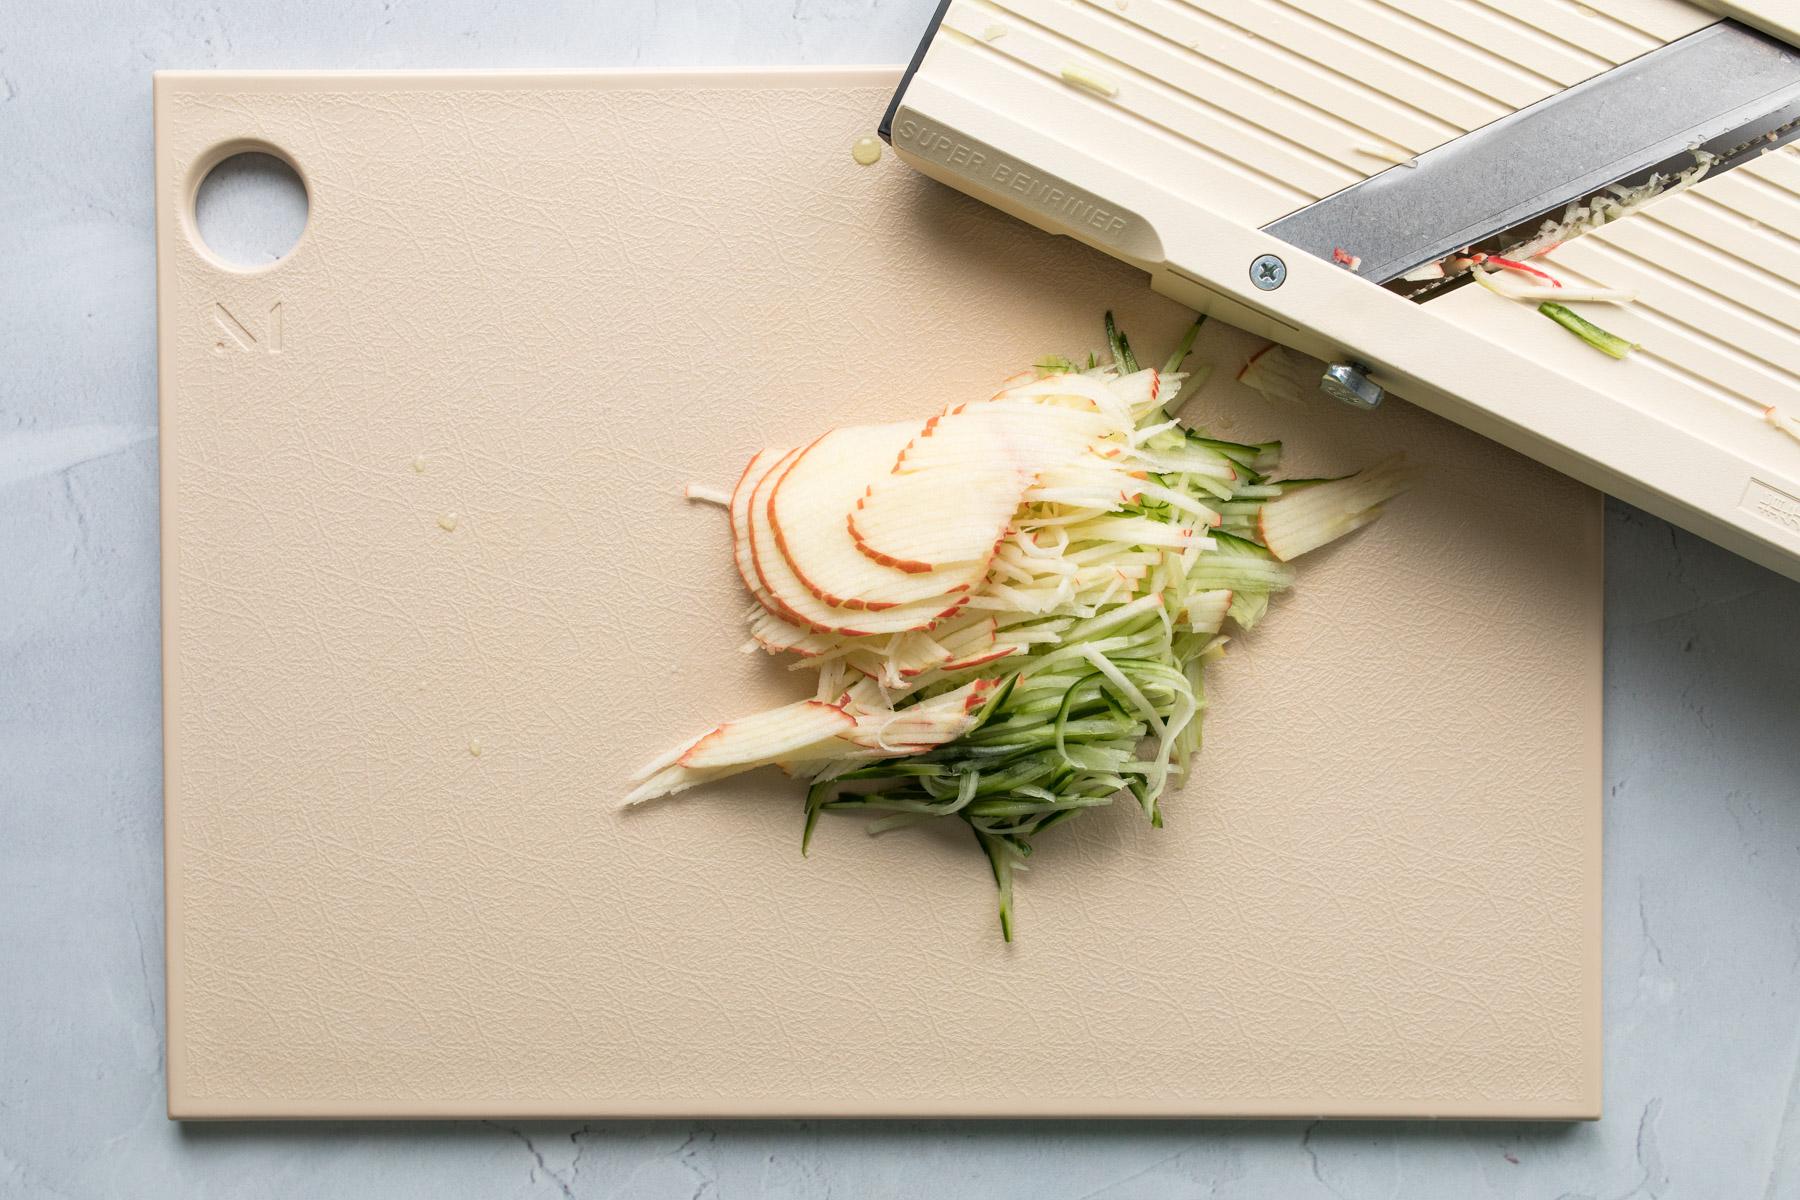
[{"left": 1539, "top": 301, "right": 1638, "bottom": 359}]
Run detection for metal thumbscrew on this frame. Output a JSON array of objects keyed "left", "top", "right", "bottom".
[
  {"left": 1321, "top": 362, "right": 1384, "bottom": 409},
  {"left": 1249, "top": 254, "right": 1286, "bottom": 290}
]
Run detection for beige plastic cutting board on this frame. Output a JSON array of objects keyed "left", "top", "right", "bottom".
[{"left": 156, "top": 68, "right": 1602, "bottom": 1120}]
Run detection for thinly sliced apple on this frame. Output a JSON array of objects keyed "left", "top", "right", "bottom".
[
  {"left": 678, "top": 698, "right": 857, "bottom": 770},
  {"left": 876, "top": 612, "right": 1012, "bottom": 675},
  {"left": 939, "top": 616, "right": 1018, "bottom": 671},
  {"left": 895, "top": 402, "right": 1113, "bottom": 468},
  {"left": 1025, "top": 455, "right": 1149, "bottom": 504},
  {"left": 884, "top": 631, "right": 951, "bottom": 680},
  {"left": 848, "top": 428, "right": 1035, "bottom": 572},
  {"left": 850, "top": 398, "right": 1132, "bottom": 571},
  {"left": 888, "top": 400, "right": 1108, "bottom": 474},
  {"left": 998, "top": 368, "right": 1169, "bottom": 423},
  {"left": 1237, "top": 343, "right": 1316, "bottom": 405},
  {"left": 1256, "top": 455, "right": 1414, "bottom": 561},
  {"left": 747, "top": 609, "right": 837, "bottom": 657},
  {"left": 936, "top": 615, "right": 995, "bottom": 658},
  {"left": 847, "top": 469, "right": 1025, "bottom": 571},
  {"left": 622, "top": 698, "right": 861, "bottom": 806},
  {"left": 840, "top": 678, "right": 999, "bottom": 752},
  {"left": 1182, "top": 589, "right": 1234, "bottom": 634},
  {"left": 769, "top": 422, "right": 997, "bottom": 610},
  {"left": 942, "top": 644, "right": 1018, "bottom": 672},
  {"left": 729, "top": 446, "right": 792, "bottom": 607},
  {"left": 1063, "top": 514, "right": 1210, "bottom": 550},
  {"left": 747, "top": 446, "right": 967, "bottom": 636},
  {"left": 988, "top": 370, "right": 1037, "bottom": 397},
  {"left": 621, "top": 761, "right": 734, "bottom": 807},
  {"left": 993, "top": 372, "right": 1133, "bottom": 423},
  {"left": 1103, "top": 367, "right": 1165, "bottom": 417}
]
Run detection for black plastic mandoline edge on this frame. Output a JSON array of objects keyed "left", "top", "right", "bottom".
[{"left": 879, "top": 0, "right": 954, "bottom": 144}]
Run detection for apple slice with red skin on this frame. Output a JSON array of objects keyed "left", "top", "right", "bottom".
[
  {"left": 883, "top": 630, "right": 952, "bottom": 681},
  {"left": 747, "top": 446, "right": 968, "bottom": 636},
  {"left": 1100, "top": 367, "right": 1164, "bottom": 416},
  {"left": 625, "top": 679, "right": 999, "bottom": 805},
  {"left": 622, "top": 697, "right": 862, "bottom": 805},
  {"left": 992, "top": 369, "right": 1159, "bottom": 424},
  {"left": 769, "top": 422, "right": 998, "bottom": 610},
  {"left": 746, "top": 608, "right": 838, "bottom": 658},
  {"left": 849, "top": 453, "right": 1144, "bottom": 572},
  {"left": 848, "top": 412, "right": 1035, "bottom": 572},
  {"left": 846, "top": 469, "right": 1025, "bottom": 572},
  {"left": 1255, "top": 455, "right": 1413, "bottom": 561},
  {"left": 850, "top": 400, "right": 1127, "bottom": 571},
  {"left": 678, "top": 698, "right": 856, "bottom": 769},
  {"left": 934, "top": 616, "right": 1027, "bottom": 671},
  {"left": 1182, "top": 589, "right": 1234, "bottom": 635},
  {"left": 987, "top": 369, "right": 1037, "bottom": 397},
  {"left": 839, "top": 678, "right": 1000, "bottom": 752},
  {"left": 729, "top": 446, "right": 793, "bottom": 610}
]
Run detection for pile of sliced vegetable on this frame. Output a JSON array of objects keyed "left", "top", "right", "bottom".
[{"left": 626, "top": 315, "right": 1413, "bottom": 939}]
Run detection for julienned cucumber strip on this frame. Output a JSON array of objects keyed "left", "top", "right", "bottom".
[
  {"left": 974, "top": 828, "right": 1020, "bottom": 943},
  {"left": 630, "top": 313, "right": 1411, "bottom": 941},
  {"left": 1228, "top": 588, "right": 1271, "bottom": 629},
  {"left": 1539, "top": 302, "right": 1638, "bottom": 359},
  {"left": 1188, "top": 433, "right": 1282, "bottom": 474},
  {"left": 1184, "top": 530, "right": 1297, "bottom": 591},
  {"left": 1161, "top": 315, "right": 1205, "bottom": 376},
  {"left": 1104, "top": 309, "right": 1139, "bottom": 374}
]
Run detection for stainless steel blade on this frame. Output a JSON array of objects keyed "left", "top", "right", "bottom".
[{"left": 1261, "top": 20, "right": 1800, "bottom": 296}]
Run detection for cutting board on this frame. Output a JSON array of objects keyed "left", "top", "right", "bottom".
[{"left": 156, "top": 68, "right": 1602, "bottom": 1119}]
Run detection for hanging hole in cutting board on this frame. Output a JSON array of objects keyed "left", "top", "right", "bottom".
[{"left": 193, "top": 150, "right": 308, "bottom": 268}]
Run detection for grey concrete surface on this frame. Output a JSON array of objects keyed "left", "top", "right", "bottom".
[{"left": 4, "top": 2, "right": 1800, "bottom": 1196}]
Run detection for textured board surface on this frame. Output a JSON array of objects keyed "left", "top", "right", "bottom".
[{"left": 156, "top": 69, "right": 1602, "bottom": 1119}]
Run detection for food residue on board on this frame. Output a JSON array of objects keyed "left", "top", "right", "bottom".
[
  {"left": 1767, "top": 406, "right": 1800, "bottom": 446},
  {"left": 1060, "top": 65, "right": 1118, "bottom": 98},
  {"left": 437, "top": 512, "right": 459, "bottom": 532},
  {"left": 1355, "top": 145, "right": 1417, "bottom": 168},
  {"left": 981, "top": 23, "right": 1006, "bottom": 41},
  {"left": 683, "top": 483, "right": 731, "bottom": 507},
  {"left": 852, "top": 136, "right": 882, "bottom": 166}
]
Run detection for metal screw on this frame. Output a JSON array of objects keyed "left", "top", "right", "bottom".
[
  {"left": 1321, "top": 362, "right": 1384, "bottom": 409},
  {"left": 1249, "top": 253, "right": 1286, "bottom": 290}
]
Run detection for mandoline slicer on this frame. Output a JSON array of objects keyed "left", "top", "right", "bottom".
[{"left": 881, "top": 1, "right": 1800, "bottom": 582}]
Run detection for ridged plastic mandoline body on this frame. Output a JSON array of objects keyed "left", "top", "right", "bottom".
[{"left": 884, "top": 0, "right": 1800, "bottom": 582}]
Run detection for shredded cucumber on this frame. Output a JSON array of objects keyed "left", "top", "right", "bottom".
[
  {"left": 1105, "top": 309, "right": 1139, "bottom": 375},
  {"left": 1538, "top": 301, "right": 1639, "bottom": 360}
]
